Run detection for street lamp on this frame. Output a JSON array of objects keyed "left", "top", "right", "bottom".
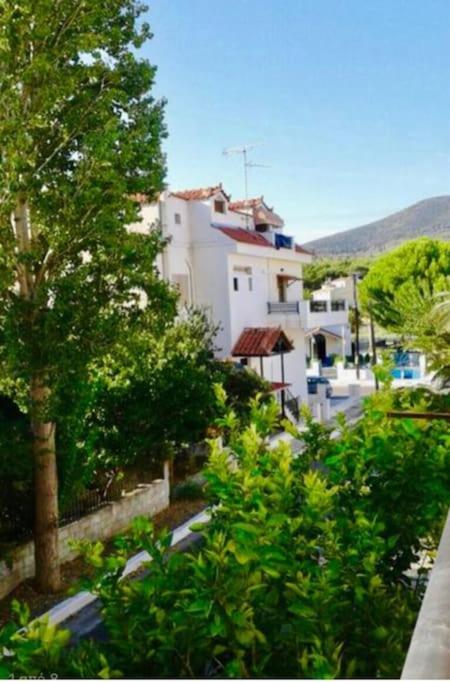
[{"left": 352, "top": 272, "right": 362, "bottom": 380}]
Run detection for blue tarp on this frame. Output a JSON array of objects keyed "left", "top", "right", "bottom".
[{"left": 275, "top": 233, "right": 293, "bottom": 249}]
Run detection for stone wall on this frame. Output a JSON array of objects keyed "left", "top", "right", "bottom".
[{"left": 0, "top": 464, "right": 169, "bottom": 600}]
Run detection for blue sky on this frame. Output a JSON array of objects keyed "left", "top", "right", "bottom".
[{"left": 142, "top": 0, "right": 450, "bottom": 242}]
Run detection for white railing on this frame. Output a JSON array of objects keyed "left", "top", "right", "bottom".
[{"left": 267, "top": 301, "right": 300, "bottom": 314}]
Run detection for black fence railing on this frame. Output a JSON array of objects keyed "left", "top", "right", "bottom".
[
  {"left": 60, "top": 480, "right": 123, "bottom": 526},
  {"left": 0, "top": 480, "right": 124, "bottom": 547}
]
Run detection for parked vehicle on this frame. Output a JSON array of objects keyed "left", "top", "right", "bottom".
[{"left": 307, "top": 376, "right": 333, "bottom": 398}]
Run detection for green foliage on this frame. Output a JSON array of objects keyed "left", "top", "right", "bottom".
[
  {"left": 0, "top": 0, "right": 174, "bottom": 578},
  {"left": 407, "top": 291, "right": 450, "bottom": 388},
  {"left": 303, "top": 256, "right": 372, "bottom": 296},
  {"left": 213, "top": 362, "right": 272, "bottom": 421},
  {"left": 171, "top": 479, "right": 205, "bottom": 502},
  {"left": 77, "top": 308, "right": 219, "bottom": 475},
  {"left": 2, "top": 389, "right": 449, "bottom": 678},
  {"left": 359, "top": 238, "right": 450, "bottom": 332},
  {"left": 0, "top": 0, "right": 173, "bottom": 395}
]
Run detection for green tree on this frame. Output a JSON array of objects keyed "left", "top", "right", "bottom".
[
  {"left": 405, "top": 291, "right": 450, "bottom": 387},
  {"left": 82, "top": 309, "right": 219, "bottom": 475},
  {"left": 359, "top": 238, "right": 450, "bottom": 332},
  {"left": 0, "top": 0, "right": 172, "bottom": 591},
  {"left": 303, "top": 256, "right": 371, "bottom": 297}
]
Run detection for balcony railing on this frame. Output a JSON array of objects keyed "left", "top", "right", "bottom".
[
  {"left": 309, "top": 300, "right": 347, "bottom": 313},
  {"left": 331, "top": 300, "right": 346, "bottom": 311},
  {"left": 267, "top": 301, "right": 300, "bottom": 314},
  {"left": 309, "top": 300, "right": 328, "bottom": 312}
]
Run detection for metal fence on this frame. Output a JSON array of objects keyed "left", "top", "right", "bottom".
[{"left": 0, "top": 480, "right": 123, "bottom": 546}]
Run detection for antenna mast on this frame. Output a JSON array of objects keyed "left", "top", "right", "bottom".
[{"left": 223, "top": 143, "right": 270, "bottom": 227}]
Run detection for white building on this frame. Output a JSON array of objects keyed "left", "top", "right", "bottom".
[
  {"left": 305, "top": 276, "right": 354, "bottom": 362},
  {"left": 129, "top": 185, "right": 313, "bottom": 407}
]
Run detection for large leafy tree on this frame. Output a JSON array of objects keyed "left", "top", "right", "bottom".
[
  {"left": 0, "top": 1, "right": 173, "bottom": 591},
  {"left": 81, "top": 309, "right": 219, "bottom": 476},
  {"left": 359, "top": 238, "right": 450, "bottom": 332}
]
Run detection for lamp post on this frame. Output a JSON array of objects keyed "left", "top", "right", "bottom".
[{"left": 352, "top": 272, "right": 361, "bottom": 380}]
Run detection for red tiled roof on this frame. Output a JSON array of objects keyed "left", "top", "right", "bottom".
[
  {"left": 218, "top": 227, "right": 271, "bottom": 247},
  {"left": 232, "top": 327, "right": 294, "bottom": 357},
  {"left": 269, "top": 381, "right": 292, "bottom": 392},
  {"left": 229, "top": 197, "right": 263, "bottom": 210},
  {"left": 229, "top": 197, "right": 284, "bottom": 228},
  {"left": 295, "top": 243, "right": 312, "bottom": 255},
  {"left": 170, "top": 184, "right": 230, "bottom": 201}
]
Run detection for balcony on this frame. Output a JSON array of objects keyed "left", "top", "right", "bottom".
[
  {"left": 306, "top": 299, "right": 348, "bottom": 327},
  {"left": 267, "top": 301, "right": 300, "bottom": 314},
  {"left": 267, "top": 301, "right": 302, "bottom": 329}
]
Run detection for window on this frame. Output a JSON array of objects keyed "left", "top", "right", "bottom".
[
  {"left": 277, "top": 276, "right": 287, "bottom": 303},
  {"left": 248, "top": 277, "right": 253, "bottom": 291},
  {"left": 214, "top": 199, "right": 226, "bottom": 214},
  {"left": 310, "top": 300, "right": 328, "bottom": 312},
  {"left": 233, "top": 277, "right": 239, "bottom": 291},
  {"left": 174, "top": 212, "right": 181, "bottom": 225}
]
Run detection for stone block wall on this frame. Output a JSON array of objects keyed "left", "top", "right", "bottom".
[{"left": 0, "top": 465, "right": 169, "bottom": 600}]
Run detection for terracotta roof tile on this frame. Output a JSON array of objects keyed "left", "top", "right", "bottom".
[
  {"left": 232, "top": 327, "right": 294, "bottom": 357},
  {"left": 218, "top": 227, "right": 271, "bottom": 247},
  {"left": 295, "top": 243, "right": 312, "bottom": 255},
  {"left": 229, "top": 197, "right": 263, "bottom": 210},
  {"left": 229, "top": 197, "right": 284, "bottom": 228},
  {"left": 170, "top": 184, "right": 230, "bottom": 201},
  {"left": 269, "top": 381, "right": 292, "bottom": 392}
]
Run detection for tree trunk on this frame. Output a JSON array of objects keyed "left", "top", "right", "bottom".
[{"left": 31, "top": 377, "right": 61, "bottom": 593}]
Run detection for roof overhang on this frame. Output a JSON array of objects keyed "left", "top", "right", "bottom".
[
  {"left": 305, "top": 327, "right": 343, "bottom": 340},
  {"left": 232, "top": 327, "right": 294, "bottom": 357}
]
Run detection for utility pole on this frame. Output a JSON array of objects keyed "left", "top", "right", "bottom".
[
  {"left": 352, "top": 272, "right": 361, "bottom": 380},
  {"left": 369, "top": 311, "right": 379, "bottom": 391}
]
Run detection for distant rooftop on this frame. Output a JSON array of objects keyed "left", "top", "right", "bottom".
[{"left": 171, "top": 184, "right": 230, "bottom": 201}]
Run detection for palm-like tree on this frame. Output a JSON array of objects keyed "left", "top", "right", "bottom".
[{"left": 414, "top": 291, "right": 450, "bottom": 389}]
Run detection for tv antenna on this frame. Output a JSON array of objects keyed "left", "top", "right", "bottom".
[{"left": 223, "top": 142, "right": 270, "bottom": 207}]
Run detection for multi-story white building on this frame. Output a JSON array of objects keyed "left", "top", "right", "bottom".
[
  {"left": 129, "top": 184, "right": 313, "bottom": 406},
  {"left": 305, "top": 276, "right": 354, "bottom": 362}
]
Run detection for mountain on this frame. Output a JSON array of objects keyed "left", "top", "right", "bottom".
[{"left": 302, "top": 196, "right": 450, "bottom": 256}]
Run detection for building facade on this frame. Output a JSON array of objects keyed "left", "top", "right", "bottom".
[
  {"left": 305, "top": 276, "right": 354, "bottom": 362},
  {"left": 129, "top": 185, "right": 313, "bottom": 404}
]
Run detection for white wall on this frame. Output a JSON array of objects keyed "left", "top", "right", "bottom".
[{"left": 131, "top": 192, "right": 310, "bottom": 403}]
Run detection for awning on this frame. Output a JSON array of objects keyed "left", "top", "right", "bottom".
[
  {"left": 232, "top": 327, "right": 294, "bottom": 357},
  {"left": 305, "top": 327, "right": 343, "bottom": 340}
]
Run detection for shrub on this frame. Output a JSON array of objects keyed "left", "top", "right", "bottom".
[{"left": 1, "top": 389, "right": 449, "bottom": 678}]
